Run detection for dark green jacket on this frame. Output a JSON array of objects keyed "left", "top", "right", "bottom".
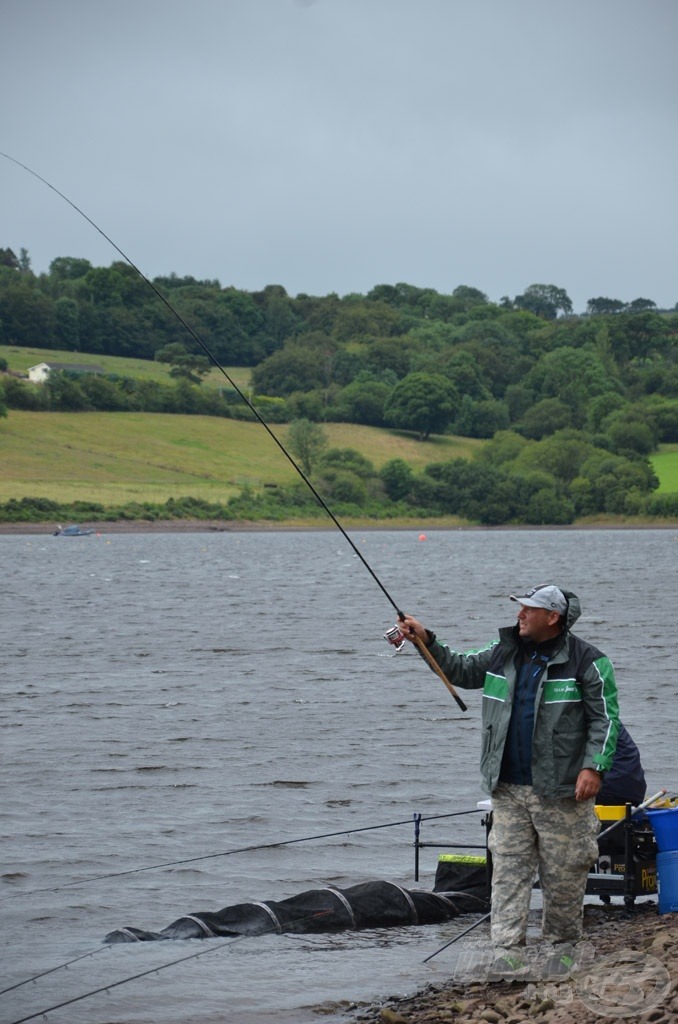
[{"left": 425, "top": 590, "right": 620, "bottom": 797}]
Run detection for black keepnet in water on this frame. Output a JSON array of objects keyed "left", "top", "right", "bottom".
[{"left": 104, "top": 878, "right": 488, "bottom": 943}]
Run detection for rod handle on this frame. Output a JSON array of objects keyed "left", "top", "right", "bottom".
[{"left": 412, "top": 634, "right": 468, "bottom": 712}]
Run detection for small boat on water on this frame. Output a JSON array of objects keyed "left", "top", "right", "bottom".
[{"left": 53, "top": 524, "right": 96, "bottom": 536}]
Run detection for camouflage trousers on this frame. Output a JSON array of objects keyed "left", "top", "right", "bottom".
[{"left": 488, "top": 783, "right": 600, "bottom": 948}]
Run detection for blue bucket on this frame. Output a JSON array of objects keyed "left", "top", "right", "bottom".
[
  {"left": 646, "top": 807, "right": 678, "bottom": 852},
  {"left": 657, "top": 850, "right": 678, "bottom": 914}
]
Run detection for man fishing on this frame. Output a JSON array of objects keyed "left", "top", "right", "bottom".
[{"left": 399, "top": 584, "right": 620, "bottom": 969}]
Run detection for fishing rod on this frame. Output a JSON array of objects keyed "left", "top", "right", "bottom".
[
  {"left": 596, "top": 788, "right": 667, "bottom": 840},
  {"left": 1, "top": 151, "right": 467, "bottom": 712},
  {"left": 2, "top": 808, "right": 481, "bottom": 901},
  {"left": 423, "top": 909, "right": 491, "bottom": 963},
  {"left": 0, "top": 944, "right": 111, "bottom": 997},
  {"left": 6, "top": 909, "right": 333, "bottom": 1024}
]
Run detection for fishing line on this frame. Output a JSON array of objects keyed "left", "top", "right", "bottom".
[
  {"left": 1, "top": 808, "right": 481, "bottom": 901},
  {"left": 1, "top": 150, "right": 405, "bottom": 617},
  {"left": 6, "top": 909, "right": 333, "bottom": 1024},
  {"left": 0, "top": 944, "right": 111, "bottom": 996},
  {"left": 2, "top": 150, "right": 471, "bottom": 712}
]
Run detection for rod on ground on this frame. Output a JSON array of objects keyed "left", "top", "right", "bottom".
[{"left": 423, "top": 910, "right": 491, "bottom": 963}]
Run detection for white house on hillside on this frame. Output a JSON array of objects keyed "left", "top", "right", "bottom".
[{"left": 27, "top": 362, "right": 105, "bottom": 384}]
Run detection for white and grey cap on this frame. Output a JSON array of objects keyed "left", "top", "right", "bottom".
[{"left": 509, "top": 584, "right": 567, "bottom": 615}]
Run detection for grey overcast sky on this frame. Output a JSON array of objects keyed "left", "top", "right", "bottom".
[{"left": 1, "top": 0, "right": 676, "bottom": 313}]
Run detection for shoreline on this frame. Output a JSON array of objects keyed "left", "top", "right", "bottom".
[
  {"left": 1, "top": 518, "right": 678, "bottom": 535},
  {"left": 353, "top": 902, "right": 678, "bottom": 1024}
]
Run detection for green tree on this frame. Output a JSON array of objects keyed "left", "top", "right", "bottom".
[
  {"left": 44, "top": 371, "right": 88, "bottom": 411},
  {"left": 524, "top": 346, "right": 616, "bottom": 425},
  {"left": 585, "top": 393, "right": 627, "bottom": 433},
  {"left": 331, "top": 300, "right": 400, "bottom": 343},
  {"left": 318, "top": 448, "right": 375, "bottom": 477},
  {"left": 251, "top": 338, "right": 335, "bottom": 397},
  {"left": 49, "top": 256, "right": 92, "bottom": 280},
  {"left": 421, "top": 459, "right": 504, "bottom": 521},
  {"left": 514, "top": 284, "right": 573, "bottom": 320},
  {"left": 155, "top": 342, "right": 211, "bottom": 384},
  {"left": 384, "top": 372, "right": 456, "bottom": 440},
  {"left": 645, "top": 398, "right": 678, "bottom": 442},
  {"left": 514, "top": 430, "right": 594, "bottom": 483},
  {"left": 286, "top": 390, "right": 325, "bottom": 422},
  {"left": 78, "top": 374, "right": 130, "bottom": 411},
  {"left": 366, "top": 282, "right": 434, "bottom": 310},
  {"left": 518, "top": 398, "right": 573, "bottom": 439},
  {"left": 318, "top": 469, "right": 368, "bottom": 507},
  {"left": 256, "top": 285, "right": 299, "bottom": 353},
  {"left": 627, "top": 298, "right": 657, "bottom": 313},
  {"left": 0, "top": 375, "right": 46, "bottom": 410},
  {"left": 522, "top": 481, "right": 575, "bottom": 525},
  {"left": 586, "top": 297, "right": 625, "bottom": 316},
  {"left": 215, "top": 288, "right": 266, "bottom": 364},
  {"left": 55, "top": 296, "right": 80, "bottom": 348},
  {"left": 379, "top": 458, "right": 414, "bottom": 500},
  {"left": 607, "top": 312, "right": 668, "bottom": 365},
  {"left": 333, "top": 374, "right": 392, "bottom": 425},
  {"left": 83, "top": 265, "right": 129, "bottom": 306},
  {"left": 454, "top": 396, "right": 510, "bottom": 438},
  {"left": 0, "top": 284, "right": 56, "bottom": 346},
  {"left": 475, "top": 429, "right": 529, "bottom": 467},
  {"left": 286, "top": 418, "right": 328, "bottom": 475},
  {"left": 606, "top": 419, "right": 655, "bottom": 456},
  {"left": 0, "top": 247, "right": 19, "bottom": 269},
  {"left": 442, "top": 350, "right": 491, "bottom": 400},
  {"left": 451, "top": 284, "right": 489, "bottom": 309},
  {"left": 571, "top": 452, "right": 657, "bottom": 515},
  {"left": 363, "top": 336, "right": 422, "bottom": 380},
  {"left": 504, "top": 384, "right": 535, "bottom": 423}
]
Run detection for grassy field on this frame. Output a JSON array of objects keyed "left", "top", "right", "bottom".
[
  {"left": 0, "top": 345, "right": 252, "bottom": 391},
  {"left": 650, "top": 445, "right": 678, "bottom": 492},
  {"left": 0, "top": 410, "right": 481, "bottom": 505},
  {"left": 2, "top": 345, "right": 675, "bottom": 509}
]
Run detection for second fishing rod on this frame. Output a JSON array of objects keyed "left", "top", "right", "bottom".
[{"left": 3, "top": 151, "right": 468, "bottom": 712}]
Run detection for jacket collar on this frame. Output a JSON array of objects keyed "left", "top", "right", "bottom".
[{"left": 499, "top": 624, "right": 570, "bottom": 664}]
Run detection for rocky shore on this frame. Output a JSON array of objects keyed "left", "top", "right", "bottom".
[{"left": 353, "top": 902, "right": 678, "bottom": 1024}]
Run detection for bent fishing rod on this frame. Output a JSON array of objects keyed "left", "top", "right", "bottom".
[{"left": 1, "top": 151, "right": 467, "bottom": 711}]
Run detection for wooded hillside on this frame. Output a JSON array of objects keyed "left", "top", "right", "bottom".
[{"left": 1, "top": 246, "right": 677, "bottom": 524}]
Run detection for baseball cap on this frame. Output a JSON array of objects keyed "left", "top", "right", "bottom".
[{"left": 509, "top": 584, "right": 567, "bottom": 615}]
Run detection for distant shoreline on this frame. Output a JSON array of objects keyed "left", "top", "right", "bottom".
[{"left": 1, "top": 518, "right": 677, "bottom": 535}]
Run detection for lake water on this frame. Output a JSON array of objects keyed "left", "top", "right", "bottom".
[{"left": 2, "top": 527, "right": 676, "bottom": 1024}]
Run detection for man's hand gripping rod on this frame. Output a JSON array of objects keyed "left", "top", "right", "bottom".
[
  {"left": 385, "top": 615, "right": 468, "bottom": 712},
  {"left": 412, "top": 633, "right": 468, "bottom": 712}
]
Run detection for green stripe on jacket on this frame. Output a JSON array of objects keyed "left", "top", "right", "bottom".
[{"left": 483, "top": 673, "right": 508, "bottom": 702}]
